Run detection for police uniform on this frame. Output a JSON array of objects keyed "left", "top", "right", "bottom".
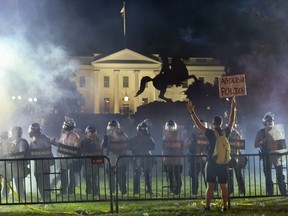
[
  {"left": 80, "top": 126, "right": 102, "bottom": 195},
  {"left": 8, "top": 127, "right": 29, "bottom": 200},
  {"left": 187, "top": 129, "right": 208, "bottom": 195},
  {"left": 57, "top": 118, "right": 81, "bottom": 195},
  {"left": 254, "top": 112, "right": 287, "bottom": 195},
  {"left": 128, "top": 121, "right": 155, "bottom": 194},
  {"left": 29, "top": 129, "right": 53, "bottom": 201},
  {"left": 162, "top": 120, "right": 183, "bottom": 195},
  {"left": 101, "top": 120, "right": 129, "bottom": 194},
  {"left": 0, "top": 131, "right": 12, "bottom": 198},
  {"left": 228, "top": 129, "right": 246, "bottom": 195}
]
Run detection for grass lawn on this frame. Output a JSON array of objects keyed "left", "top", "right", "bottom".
[{"left": 0, "top": 197, "right": 288, "bottom": 216}]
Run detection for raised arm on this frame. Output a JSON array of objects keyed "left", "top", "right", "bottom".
[
  {"left": 227, "top": 97, "right": 237, "bottom": 130},
  {"left": 186, "top": 100, "right": 206, "bottom": 134}
]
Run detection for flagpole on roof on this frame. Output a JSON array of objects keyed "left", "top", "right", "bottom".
[{"left": 120, "top": 1, "right": 127, "bottom": 48}]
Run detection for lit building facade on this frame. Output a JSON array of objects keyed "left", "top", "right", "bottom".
[{"left": 72, "top": 49, "right": 225, "bottom": 114}]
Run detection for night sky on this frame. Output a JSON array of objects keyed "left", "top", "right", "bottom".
[
  {"left": 1, "top": 0, "right": 288, "bottom": 149},
  {"left": 0, "top": 0, "right": 263, "bottom": 56}
]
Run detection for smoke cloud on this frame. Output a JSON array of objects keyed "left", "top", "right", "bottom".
[{"left": 0, "top": 33, "right": 79, "bottom": 131}]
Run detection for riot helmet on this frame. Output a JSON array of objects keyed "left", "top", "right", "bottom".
[
  {"left": 262, "top": 112, "right": 275, "bottom": 127},
  {"left": 85, "top": 125, "right": 96, "bottom": 134},
  {"left": 137, "top": 122, "right": 149, "bottom": 133},
  {"left": 165, "top": 120, "right": 178, "bottom": 132},
  {"left": 8, "top": 126, "right": 23, "bottom": 140},
  {"left": 142, "top": 119, "right": 152, "bottom": 128},
  {"left": 28, "top": 123, "right": 42, "bottom": 138},
  {"left": 62, "top": 117, "right": 76, "bottom": 131},
  {"left": 107, "top": 120, "right": 120, "bottom": 131}
]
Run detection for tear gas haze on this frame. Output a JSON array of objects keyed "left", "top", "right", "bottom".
[{"left": 0, "top": 34, "right": 79, "bottom": 130}]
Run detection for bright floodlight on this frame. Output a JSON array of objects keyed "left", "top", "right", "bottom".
[
  {"left": 28, "top": 98, "right": 33, "bottom": 102},
  {"left": 17, "top": 96, "right": 22, "bottom": 100},
  {"left": 12, "top": 96, "right": 16, "bottom": 100},
  {"left": 33, "top": 97, "right": 37, "bottom": 102}
]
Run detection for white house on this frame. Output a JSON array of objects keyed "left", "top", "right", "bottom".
[{"left": 72, "top": 49, "right": 225, "bottom": 114}]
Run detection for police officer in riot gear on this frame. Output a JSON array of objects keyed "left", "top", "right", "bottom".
[
  {"left": 185, "top": 120, "right": 208, "bottom": 195},
  {"left": 0, "top": 131, "right": 11, "bottom": 198},
  {"left": 128, "top": 120, "right": 155, "bottom": 194},
  {"left": 55, "top": 117, "right": 81, "bottom": 195},
  {"left": 255, "top": 112, "right": 287, "bottom": 195},
  {"left": 162, "top": 120, "right": 183, "bottom": 195},
  {"left": 8, "top": 126, "right": 29, "bottom": 200},
  {"left": 101, "top": 120, "right": 129, "bottom": 194},
  {"left": 228, "top": 126, "right": 246, "bottom": 195},
  {"left": 80, "top": 125, "right": 102, "bottom": 196},
  {"left": 28, "top": 123, "right": 53, "bottom": 202}
]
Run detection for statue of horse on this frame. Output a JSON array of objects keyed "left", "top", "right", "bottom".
[{"left": 135, "top": 56, "right": 198, "bottom": 102}]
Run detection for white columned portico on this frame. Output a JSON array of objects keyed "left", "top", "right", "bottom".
[
  {"left": 134, "top": 70, "right": 140, "bottom": 113},
  {"left": 82, "top": 49, "right": 224, "bottom": 114},
  {"left": 94, "top": 69, "right": 99, "bottom": 113},
  {"left": 114, "top": 70, "right": 120, "bottom": 113}
]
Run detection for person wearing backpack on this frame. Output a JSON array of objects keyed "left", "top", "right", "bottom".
[{"left": 186, "top": 97, "right": 236, "bottom": 212}]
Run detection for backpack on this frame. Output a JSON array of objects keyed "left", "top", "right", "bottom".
[{"left": 212, "top": 130, "right": 231, "bottom": 164}]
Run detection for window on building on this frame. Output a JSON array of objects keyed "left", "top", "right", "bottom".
[
  {"left": 104, "top": 76, "right": 109, "bottom": 88},
  {"left": 122, "top": 103, "right": 130, "bottom": 113},
  {"left": 104, "top": 98, "right": 110, "bottom": 113},
  {"left": 123, "top": 76, "right": 129, "bottom": 88},
  {"left": 79, "top": 76, "right": 86, "bottom": 88},
  {"left": 142, "top": 98, "right": 148, "bottom": 105}
]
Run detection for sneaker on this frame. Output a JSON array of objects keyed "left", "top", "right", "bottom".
[
  {"left": 221, "top": 207, "right": 227, "bottom": 212},
  {"left": 239, "top": 190, "right": 245, "bottom": 195},
  {"left": 146, "top": 190, "right": 153, "bottom": 195},
  {"left": 202, "top": 207, "right": 210, "bottom": 211}
]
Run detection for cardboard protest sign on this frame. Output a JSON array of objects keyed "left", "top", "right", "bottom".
[{"left": 218, "top": 74, "right": 247, "bottom": 98}]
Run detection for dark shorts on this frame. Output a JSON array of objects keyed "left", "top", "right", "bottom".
[{"left": 205, "top": 159, "right": 228, "bottom": 184}]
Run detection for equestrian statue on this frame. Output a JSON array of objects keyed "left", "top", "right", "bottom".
[{"left": 135, "top": 55, "right": 198, "bottom": 102}]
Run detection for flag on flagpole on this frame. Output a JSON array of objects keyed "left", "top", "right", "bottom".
[
  {"left": 120, "top": 1, "right": 127, "bottom": 47},
  {"left": 120, "top": 1, "right": 126, "bottom": 38},
  {"left": 120, "top": 6, "right": 125, "bottom": 16}
]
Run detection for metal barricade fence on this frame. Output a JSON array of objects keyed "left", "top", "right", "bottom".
[
  {"left": 0, "top": 153, "right": 287, "bottom": 213},
  {"left": 115, "top": 153, "right": 288, "bottom": 213},
  {"left": 0, "top": 156, "right": 114, "bottom": 212}
]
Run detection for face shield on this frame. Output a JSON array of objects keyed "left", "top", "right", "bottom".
[
  {"left": 165, "top": 120, "right": 178, "bottom": 132},
  {"left": 263, "top": 112, "right": 275, "bottom": 127},
  {"left": 8, "top": 126, "right": 22, "bottom": 143}
]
